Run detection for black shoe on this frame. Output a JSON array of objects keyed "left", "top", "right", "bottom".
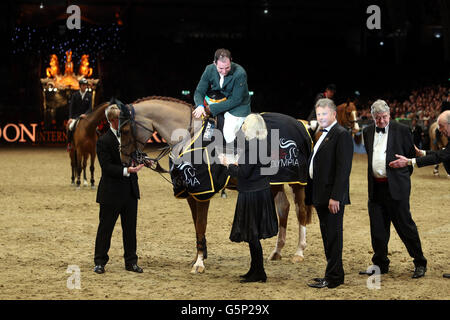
[
  {"left": 308, "top": 278, "right": 342, "bottom": 289},
  {"left": 240, "top": 271, "right": 267, "bottom": 283},
  {"left": 125, "top": 264, "right": 143, "bottom": 273},
  {"left": 313, "top": 277, "right": 326, "bottom": 282},
  {"left": 443, "top": 273, "right": 450, "bottom": 279},
  {"left": 239, "top": 267, "right": 255, "bottom": 279},
  {"left": 412, "top": 266, "right": 426, "bottom": 279},
  {"left": 94, "top": 265, "right": 105, "bottom": 274}
]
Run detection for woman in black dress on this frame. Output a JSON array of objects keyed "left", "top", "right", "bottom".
[{"left": 220, "top": 113, "right": 278, "bottom": 283}]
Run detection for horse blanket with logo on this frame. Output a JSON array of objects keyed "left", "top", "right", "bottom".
[
  {"left": 169, "top": 119, "right": 231, "bottom": 201},
  {"left": 262, "top": 112, "right": 313, "bottom": 185},
  {"left": 169, "top": 113, "right": 313, "bottom": 201}
]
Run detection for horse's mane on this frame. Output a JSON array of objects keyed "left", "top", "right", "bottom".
[
  {"left": 93, "top": 101, "right": 110, "bottom": 110},
  {"left": 132, "top": 96, "right": 193, "bottom": 109}
]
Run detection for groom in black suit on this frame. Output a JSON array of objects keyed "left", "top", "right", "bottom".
[
  {"left": 306, "top": 98, "right": 354, "bottom": 289},
  {"left": 93, "top": 104, "right": 145, "bottom": 274},
  {"left": 361, "top": 100, "right": 427, "bottom": 279}
]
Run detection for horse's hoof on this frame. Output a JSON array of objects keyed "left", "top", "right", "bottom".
[
  {"left": 91, "top": 185, "right": 96, "bottom": 190},
  {"left": 190, "top": 265, "right": 205, "bottom": 274},
  {"left": 433, "top": 170, "right": 439, "bottom": 176},
  {"left": 221, "top": 193, "right": 227, "bottom": 199},
  {"left": 268, "top": 252, "right": 282, "bottom": 261},
  {"left": 291, "top": 255, "right": 304, "bottom": 263}
]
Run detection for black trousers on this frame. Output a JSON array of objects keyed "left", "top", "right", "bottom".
[
  {"left": 315, "top": 204, "right": 345, "bottom": 284},
  {"left": 94, "top": 198, "right": 138, "bottom": 266},
  {"left": 368, "top": 181, "right": 427, "bottom": 270}
]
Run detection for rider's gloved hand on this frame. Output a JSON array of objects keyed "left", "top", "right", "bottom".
[{"left": 193, "top": 105, "right": 206, "bottom": 118}]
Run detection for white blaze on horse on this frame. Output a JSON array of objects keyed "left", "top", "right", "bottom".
[{"left": 116, "top": 96, "right": 313, "bottom": 273}]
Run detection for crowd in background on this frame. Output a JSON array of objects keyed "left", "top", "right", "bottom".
[
  {"left": 359, "top": 84, "right": 449, "bottom": 122},
  {"left": 357, "top": 84, "right": 450, "bottom": 150}
]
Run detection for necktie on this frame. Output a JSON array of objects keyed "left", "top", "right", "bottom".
[
  {"left": 320, "top": 128, "right": 328, "bottom": 132},
  {"left": 376, "top": 127, "right": 385, "bottom": 133},
  {"left": 219, "top": 75, "right": 224, "bottom": 88}
]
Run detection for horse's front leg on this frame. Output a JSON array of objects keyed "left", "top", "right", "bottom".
[
  {"left": 90, "top": 153, "right": 95, "bottom": 189},
  {"left": 268, "top": 185, "right": 289, "bottom": 261},
  {"left": 290, "top": 184, "right": 312, "bottom": 263},
  {"left": 75, "top": 151, "right": 82, "bottom": 189},
  {"left": 70, "top": 150, "right": 75, "bottom": 186},
  {"left": 187, "top": 196, "right": 210, "bottom": 274},
  {"left": 82, "top": 155, "right": 88, "bottom": 187},
  {"left": 433, "top": 164, "right": 439, "bottom": 176}
]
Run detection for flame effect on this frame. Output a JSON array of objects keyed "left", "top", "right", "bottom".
[{"left": 44, "top": 52, "right": 94, "bottom": 90}]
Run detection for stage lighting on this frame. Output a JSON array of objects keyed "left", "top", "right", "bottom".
[
  {"left": 379, "top": 41, "right": 384, "bottom": 46},
  {"left": 40, "top": 2, "right": 44, "bottom": 9}
]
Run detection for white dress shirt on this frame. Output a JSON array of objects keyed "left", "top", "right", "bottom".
[
  {"left": 80, "top": 89, "right": 87, "bottom": 100},
  {"left": 309, "top": 120, "right": 337, "bottom": 179},
  {"left": 372, "top": 125, "right": 389, "bottom": 178}
]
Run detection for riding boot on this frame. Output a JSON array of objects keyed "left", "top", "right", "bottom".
[
  {"left": 240, "top": 240, "right": 267, "bottom": 283},
  {"left": 67, "top": 129, "right": 73, "bottom": 151},
  {"left": 240, "top": 243, "right": 256, "bottom": 279}
]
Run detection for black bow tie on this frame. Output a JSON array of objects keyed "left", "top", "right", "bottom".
[
  {"left": 320, "top": 128, "right": 328, "bottom": 132},
  {"left": 376, "top": 127, "right": 385, "bottom": 133}
]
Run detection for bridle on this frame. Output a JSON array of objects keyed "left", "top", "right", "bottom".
[{"left": 117, "top": 100, "right": 195, "bottom": 171}]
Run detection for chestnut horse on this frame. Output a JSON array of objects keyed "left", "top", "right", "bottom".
[
  {"left": 429, "top": 121, "right": 449, "bottom": 176},
  {"left": 117, "top": 96, "right": 313, "bottom": 273},
  {"left": 70, "top": 102, "right": 109, "bottom": 188}
]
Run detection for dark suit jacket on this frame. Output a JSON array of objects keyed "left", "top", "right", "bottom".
[
  {"left": 96, "top": 130, "right": 140, "bottom": 206},
  {"left": 69, "top": 90, "right": 92, "bottom": 119},
  {"left": 363, "top": 121, "right": 415, "bottom": 201},
  {"left": 307, "top": 123, "right": 353, "bottom": 206},
  {"left": 416, "top": 141, "right": 450, "bottom": 167},
  {"left": 194, "top": 62, "right": 251, "bottom": 117}
]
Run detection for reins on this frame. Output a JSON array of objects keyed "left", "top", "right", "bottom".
[{"left": 118, "top": 100, "right": 196, "bottom": 180}]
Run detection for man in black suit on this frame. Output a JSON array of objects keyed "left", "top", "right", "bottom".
[
  {"left": 306, "top": 98, "right": 353, "bottom": 289},
  {"left": 93, "top": 105, "right": 145, "bottom": 274},
  {"left": 389, "top": 110, "right": 450, "bottom": 279},
  {"left": 67, "top": 78, "right": 92, "bottom": 149},
  {"left": 361, "top": 99, "right": 427, "bottom": 279}
]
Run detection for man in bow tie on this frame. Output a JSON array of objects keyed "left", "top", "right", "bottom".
[
  {"left": 360, "top": 100, "right": 427, "bottom": 279},
  {"left": 306, "top": 98, "right": 353, "bottom": 289}
]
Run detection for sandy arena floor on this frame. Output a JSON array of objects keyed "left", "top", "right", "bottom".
[{"left": 0, "top": 146, "right": 449, "bottom": 300}]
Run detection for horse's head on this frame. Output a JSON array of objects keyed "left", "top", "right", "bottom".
[
  {"left": 338, "top": 102, "right": 360, "bottom": 134},
  {"left": 117, "top": 101, "right": 155, "bottom": 166}
]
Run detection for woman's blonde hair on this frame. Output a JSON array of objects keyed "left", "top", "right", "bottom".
[{"left": 241, "top": 113, "right": 268, "bottom": 141}]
